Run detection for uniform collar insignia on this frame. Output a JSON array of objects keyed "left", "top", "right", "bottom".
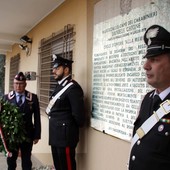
[
  {"left": 62, "top": 78, "right": 73, "bottom": 86},
  {"left": 62, "top": 80, "right": 68, "bottom": 86},
  {"left": 8, "top": 91, "right": 15, "bottom": 100},
  {"left": 26, "top": 91, "right": 32, "bottom": 101},
  {"left": 146, "top": 27, "right": 159, "bottom": 45}
]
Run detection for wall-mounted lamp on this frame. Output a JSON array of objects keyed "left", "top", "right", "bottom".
[
  {"left": 19, "top": 44, "right": 27, "bottom": 50},
  {"left": 19, "top": 35, "right": 32, "bottom": 56},
  {"left": 19, "top": 44, "right": 30, "bottom": 56},
  {"left": 20, "top": 35, "right": 32, "bottom": 43}
]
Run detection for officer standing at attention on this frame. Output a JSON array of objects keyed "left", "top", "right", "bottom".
[
  {"left": 128, "top": 25, "right": 170, "bottom": 170},
  {"left": 3, "top": 72, "right": 41, "bottom": 170},
  {"left": 46, "top": 54, "right": 85, "bottom": 170}
]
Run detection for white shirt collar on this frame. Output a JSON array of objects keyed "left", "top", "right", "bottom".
[
  {"left": 58, "top": 74, "right": 71, "bottom": 85},
  {"left": 15, "top": 92, "right": 25, "bottom": 96},
  {"left": 154, "top": 87, "right": 170, "bottom": 100}
]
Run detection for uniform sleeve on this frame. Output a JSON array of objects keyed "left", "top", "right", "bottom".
[
  {"left": 32, "top": 94, "right": 41, "bottom": 139},
  {"left": 68, "top": 84, "right": 85, "bottom": 127},
  {"left": 2, "top": 94, "right": 7, "bottom": 101}
]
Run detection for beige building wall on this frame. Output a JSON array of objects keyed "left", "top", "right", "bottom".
[{"left": 4, "top": 0, "right": 152, "bottom": 169}]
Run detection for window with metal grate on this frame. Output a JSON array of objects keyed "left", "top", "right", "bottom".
[
  {"left": 38, "top": 24, "right": 75, "bottom": 112},
  {"left": 9, "top": 54, "right": 20, "bottom": 91}
]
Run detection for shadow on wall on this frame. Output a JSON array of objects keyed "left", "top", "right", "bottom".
[{"left": 84, "top": 96, "right": 91, "bottom": 127}]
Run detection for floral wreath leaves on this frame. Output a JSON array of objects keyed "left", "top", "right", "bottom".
[{"left": 0, "top": 98, "right": 29, "bottom": 155}]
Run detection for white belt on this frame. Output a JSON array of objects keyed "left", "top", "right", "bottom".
[
  {"left": 131, "top": 100, "right": 170, "bottom": 149},
  {"left": 46, "top": 82, "right": 73, "bottom": 115}
]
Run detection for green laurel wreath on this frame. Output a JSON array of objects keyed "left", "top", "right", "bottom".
[{"left": 0, "top": 99, "right": 29, "bottom": 154}]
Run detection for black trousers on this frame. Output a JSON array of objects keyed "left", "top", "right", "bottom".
[
  {"left": 7, "top": 141, "right": 33, "bottom": 170},
  {"left": 51, "top": 146, "right": 76, "bottom": 170}
]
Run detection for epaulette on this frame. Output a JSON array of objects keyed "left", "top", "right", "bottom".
[
  {"left": 8, "top": 91, "right": 15, "bottom": 100},
  {"left": 26, "top": 91, "right": 32, "bottom": 101}
]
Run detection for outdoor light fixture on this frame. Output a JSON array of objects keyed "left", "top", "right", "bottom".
[
  {"left": 19, "top": 43, "right": 30, "bottom": 56},
  {"left": 19, "top": 44, "right": 27, "bottom": 50},
  {"left": 20, "top": 35, "right": 32, "bottom": 43},
  {"left": 19, "top": 35, "right": 32, "bottom": 56}
]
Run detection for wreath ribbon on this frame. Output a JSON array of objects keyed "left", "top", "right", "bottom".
[{"left": 0, "top": 126, "right": 12, "bottom": 157}]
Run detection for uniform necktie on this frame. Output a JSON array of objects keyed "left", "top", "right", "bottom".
[
  {"left": 18, "top": 95, "right": 23, "bottom": 106},
  {"left": 152, "top": 95, "right": 162, "bottom": 111}
]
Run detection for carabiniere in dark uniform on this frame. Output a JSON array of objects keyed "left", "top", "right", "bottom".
[
  {"left": 4, "top": 90, "right": 41, "bottom": 141},
  {"left": 48, "top": 75, "right": 84, "bottom": 147},
  {"left": 129, "top": 91, "right": 170, "bottom": 170},
  {"left": 129, "top": 25, "right": 170, "bottom": 170},
  {"left": 47, "top": 54, "right": 85, "bottom": 170},
  {"left": 3, "top": 72, "right": 41, "bottom": 170}
]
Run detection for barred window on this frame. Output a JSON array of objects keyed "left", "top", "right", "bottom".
[
  {"left": 9, "top": 54, "right": 20, "bottom": 91},
  {"left": 38, "top": 24, "right": 75, "bottom": 112}
]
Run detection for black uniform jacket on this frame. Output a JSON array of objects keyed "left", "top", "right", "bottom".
[
  {"left": 129, "top": 90, "right": 170, "bottom": 170},
  {"left": 48, "top": 76, "right": 85, "bottom": 147},
  {"left": 3, "top": 90, "right": 41, "bottom": 140}
]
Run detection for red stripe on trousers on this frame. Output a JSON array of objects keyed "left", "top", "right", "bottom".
[{"left": 66, "top": 147, "right": 72, "bottom": 170}]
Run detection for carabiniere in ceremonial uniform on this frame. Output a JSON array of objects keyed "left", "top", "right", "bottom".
[
  {"left": 3, "top": 72, "right": 41, "bottom": 170},
  {"left": 46, "top": 54, "right": 85, "bottom": 170},
  {"left": 129, "top": 25, "right": 170, "bottom": 170}
]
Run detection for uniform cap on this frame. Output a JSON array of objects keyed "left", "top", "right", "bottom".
[
  {"left": 52, "top": 54, "right": 73, "bottom": 68},
  {"left": 143, "top": 25, "right": 170, "bottom": 58},
  {"left": 14, "top": 72, "right": 26, "bottom": 81}
]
